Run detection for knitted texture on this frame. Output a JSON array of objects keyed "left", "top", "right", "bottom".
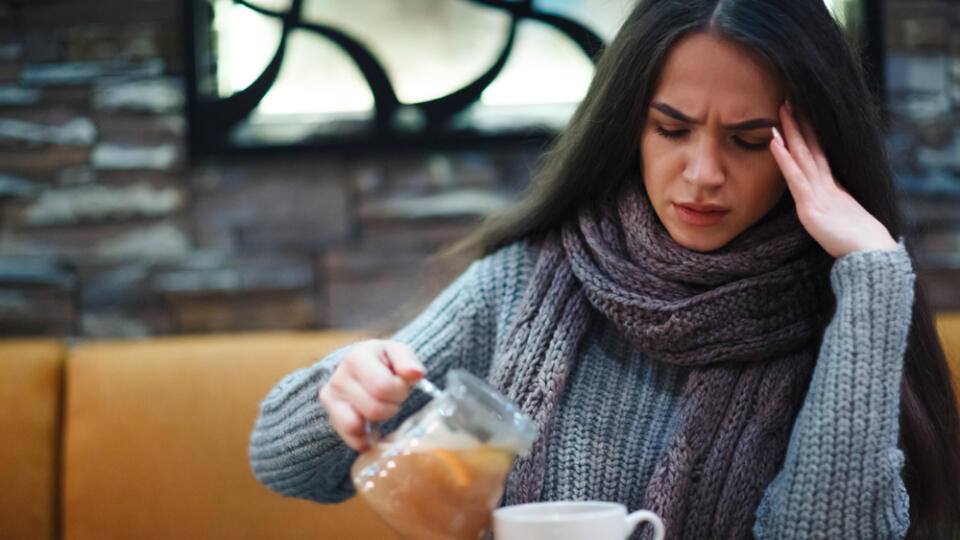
[
  {"left": 543, "top": 320, "right": 687, "bottom": 507},
  {"left": 490, "top": 189, "right": 832, "bottom": 539},
  {"left": 248, "top": 240, "right": 915, "bottom": 540},
  {"left": 249, "top": 244, "right": 533, "bottom": 501},
  {"left": 753, "top": 245, "right": 914, "bottom": 539}
]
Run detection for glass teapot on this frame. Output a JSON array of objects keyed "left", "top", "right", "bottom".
[{"left": 350, "top": 369, "right": 537, "bottom": 540}]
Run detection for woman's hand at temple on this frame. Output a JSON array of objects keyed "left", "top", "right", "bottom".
[
  {"left": 770, "top": 102, "right": 897, "bottom": 258},
  {"left": 319, "top": 340, "right": 425, "bottom": 451}
]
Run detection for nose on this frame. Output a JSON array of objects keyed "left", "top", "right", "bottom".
[{"left": 682, "top": 136, "right": 725, "bottom": 187}]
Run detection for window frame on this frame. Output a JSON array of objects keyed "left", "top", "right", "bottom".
[{"left": 182, "top": 0, "right": 884, "bottom": 160}]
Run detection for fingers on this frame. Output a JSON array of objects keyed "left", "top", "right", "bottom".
[
  {"left": 336, "top": 376, "right": 402, "bottom": 421},
  {"left": 350, "top": 343, "right": 412, "bottom": 404},
  {"left": 770, "top": 127, "right": 810, "bottom": 203},
  {"left": 771, "top": 102, "right": 897, "bottom": 258},
  {"left": 322, "top": 396, "right": 370, "bottom": 451},
  {"left": 781, "top": 102, "right": 836, "bottom": 187},
  {"left": 778, "top": 103, "right": 820, "bottom": 183},
  {"left": 319, "top": 340, "right": 425, "bottom": 450},
  {"left": 796, "top": 113, "right": 833, "bottom": 181},
  {"left": 382, "top": 341, "right": 425, "bottom": 385}
]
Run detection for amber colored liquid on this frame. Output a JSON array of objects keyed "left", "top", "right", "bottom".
[{"left": 351, "top": 443, "right": 514, "bottom": 540}]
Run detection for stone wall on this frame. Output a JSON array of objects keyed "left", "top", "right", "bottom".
[
  {"left": 0, "top": 0, "right": 957, "bottom": 339},
  {"left": 0, "top": 0, "right": 536, "bottom": 337},
  {"left": 885, "top": 0, "right": 960, "bottom": 307}
]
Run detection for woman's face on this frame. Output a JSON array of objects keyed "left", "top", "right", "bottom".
[{"left": 640, "top": 32, "right": 785, "bottom": 252}]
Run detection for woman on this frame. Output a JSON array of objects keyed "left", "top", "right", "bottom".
[{"left": 249, "top": 0, "right": 960, "bottom": 537}]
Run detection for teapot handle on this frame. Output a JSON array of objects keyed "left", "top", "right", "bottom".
[
  {"left": 364, "top": 378, "right": 443, "bottom": 445},
  {"left": 365, "top": 419, "right": 383, "bottom": 445}
]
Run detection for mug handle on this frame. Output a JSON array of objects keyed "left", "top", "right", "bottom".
[{"left": 624, "top": 510, "right": 665, "bottom": 540}]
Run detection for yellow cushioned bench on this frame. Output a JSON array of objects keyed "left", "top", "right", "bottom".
[
  {"left": 0, "top": 315, "right": 958, "bottom": 539},
  {"left": 0, "top": 340, "right": 64, "bottom": 540},
  {"left": 937, "top": 312, "right": 960, "bottom": 412},
  {"left": 62, "top": 332, "right": 400, "bottom": 540}
]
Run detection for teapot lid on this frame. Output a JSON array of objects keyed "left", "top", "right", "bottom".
[{"left": 440, "top": 369, "right": 537, "bottom": 455}]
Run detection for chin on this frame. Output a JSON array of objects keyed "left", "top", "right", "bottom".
[{"left": 669, "top": 229, "right": 731, "bottom": 252}]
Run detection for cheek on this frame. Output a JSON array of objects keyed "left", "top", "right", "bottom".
[
  {"left": 639, "top": 133, "right": 657, "bottom": 192},
  {"left": 757, "top": 156, "right": 786, "bottom": 198},
  {"left": 640, "top": 133, "right": 674, "bottom": 193},
  {"left": 639, "top": 131, "right": 655, "bottom": 173},
  {"left": 743, "top": 167, "right": 787, "bottom": 215},
  {"left": 733, "top": 151, "right": 781, "bottom": 188}
]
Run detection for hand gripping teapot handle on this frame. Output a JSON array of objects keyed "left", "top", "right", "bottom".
[{"left": 364, "top": 378, "right": 443, "bottom": 444}]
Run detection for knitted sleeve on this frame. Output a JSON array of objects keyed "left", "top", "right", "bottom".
[
  {"left": 248, "top": 242, "right": 532, "bottom": 503},
  {"left": 753, "top": 242, "right": 915, "bottom": 539}
]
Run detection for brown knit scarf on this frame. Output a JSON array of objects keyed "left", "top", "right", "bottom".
[{"left": 490, "top": 187, "right": 831, "bottom": 539}]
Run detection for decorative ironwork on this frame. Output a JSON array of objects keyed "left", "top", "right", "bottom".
[
  {"left": 184, "top": 0, "right": 880, "bottom": 158},
  {"left": 185, "top": 0, "right": 607, "bottom": 157}
]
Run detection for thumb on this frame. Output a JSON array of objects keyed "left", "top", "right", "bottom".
[{"left": 382, "top": 342, "right": 425, "bottom": 386}]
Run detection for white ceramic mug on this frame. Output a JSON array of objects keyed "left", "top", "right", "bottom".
[{"left": 493, "top": 501, "right": 665, "bottom": 540}]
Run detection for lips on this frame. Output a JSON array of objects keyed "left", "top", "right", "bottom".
[{"left": 673, "top": 202, "right": 730, "bottom": 226}]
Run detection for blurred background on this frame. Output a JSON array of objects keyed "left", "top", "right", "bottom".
[{"left": 0, "top": 0, "right": 957, "bottom": 339}]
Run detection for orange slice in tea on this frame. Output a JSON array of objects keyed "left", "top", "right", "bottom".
[
  {"left": 432, "top": 449, "right": 471, "bottom": 487},
  {"left": 461, "top": 446, "right": 514, "bottom": 477}
]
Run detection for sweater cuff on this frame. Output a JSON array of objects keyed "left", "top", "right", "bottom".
[
  {"left": 829, "top": 240, "right": 914, "bottom": 299},
  {"left": 249, "top": 345, "right": 358, "bottom": 502}
]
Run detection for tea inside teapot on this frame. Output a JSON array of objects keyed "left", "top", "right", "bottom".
[{"left": 351, "top": 369, "right": 536, "bottom": 540}]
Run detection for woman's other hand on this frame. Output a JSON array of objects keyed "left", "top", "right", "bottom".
[
  {"left": 770, "top": 102, "right": 897, "bottom": 258},
  {"left": 319, "top": 340, "right": 425, "bottom": 451}
]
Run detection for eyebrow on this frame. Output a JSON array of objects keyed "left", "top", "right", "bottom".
[{"left": 650, "top": 102, "right": 777, "bottom": 130}]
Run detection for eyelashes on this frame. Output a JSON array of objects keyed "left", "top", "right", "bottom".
[{"left": 654, "top": 125, "right": 769, "bottom": 152}]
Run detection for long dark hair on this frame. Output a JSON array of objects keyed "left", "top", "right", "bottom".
[{"left": 458, "top": 0, "right": 960, "bottom": 537}]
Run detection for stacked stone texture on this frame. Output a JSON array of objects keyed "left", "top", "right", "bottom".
[
  {"left": 0, "top": 0, "right": 534, "bottom": 337},
  {"left": 0, "top": 0, "right": 957, "bottom": 337}
]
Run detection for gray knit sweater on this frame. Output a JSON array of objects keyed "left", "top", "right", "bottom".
[{"left": 249, "top": 242, "right": 914, "bottom": 539}]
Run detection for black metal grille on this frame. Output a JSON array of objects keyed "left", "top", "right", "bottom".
[
  {"left": 184, "top": 0, "right": 607, "bottom": 157},
  {"left": 184, "top": 0, "right": 880, "bottom": 159}
]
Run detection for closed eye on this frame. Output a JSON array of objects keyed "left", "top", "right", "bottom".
[
  {"left": 655, "top": 126, "right": 688, "bottom": 139},
  {"left": 732, "top": 137, "right": 769, "bottom": 151},
  {"left": 655, "top": 125, "right": 769, "bottom": 152}
]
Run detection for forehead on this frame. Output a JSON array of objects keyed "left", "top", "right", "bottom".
[{"left": 652, "top": 32, "right": 783, "bottom": 111}]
